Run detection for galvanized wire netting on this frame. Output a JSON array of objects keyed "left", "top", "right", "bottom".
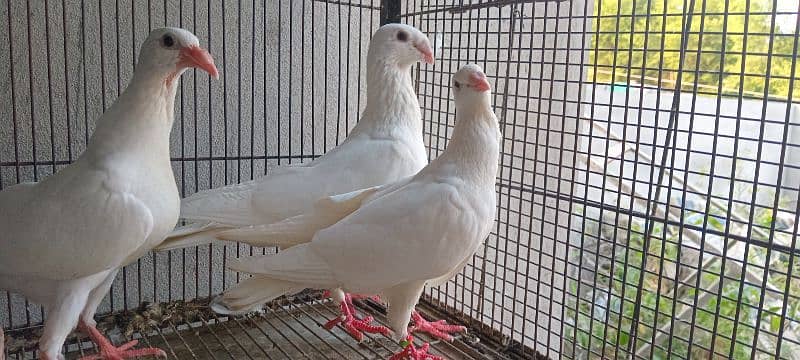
[
  {"left": 405, "top": 0, "right": 800, "bottom": 359},
  {"left": 2, "top": 0, "right": 800, "bottom": 359}
]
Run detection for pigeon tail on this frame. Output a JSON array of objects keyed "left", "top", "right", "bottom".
[
  {"left": 155, "top": 223, "right": 228, "bottom": 252},
  {"left": 210, "top": 276, "right": 304, "bottom": 315}
]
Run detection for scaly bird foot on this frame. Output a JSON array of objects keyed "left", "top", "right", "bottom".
[
  {"left": 390, "top": 336, "right": 443, "bottom": 360},
  {"left": 408, "top": 311, "right": 467, "bottom": 342},
  {"left": 78, "top": 322, "right": 166, "bottom": 360},
  {"left": 322, "top": 293, "right": 391, "bottom": 342}
]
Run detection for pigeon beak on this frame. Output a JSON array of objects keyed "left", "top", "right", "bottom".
[
  {"left": 414, "top": 41, "right": 435, "bottom": 64},
  {"left": 470, "top": 72, "right": 490, "bottom": 92},
  {"left": 178, "top": 45, "right": 219, "bottom": 79}
]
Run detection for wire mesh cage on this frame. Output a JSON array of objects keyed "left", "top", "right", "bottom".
[{"left": 1, "top": 0, "right": 799, "bottom": 359}]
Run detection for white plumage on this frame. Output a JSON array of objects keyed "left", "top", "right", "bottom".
[
  {"left": 0, "top": 28, "right": 217, "bottom": 360},
  {"left": 212, "top": 64, "right": 500, "bottom": 351},
  {"left": 155, "top": 23, "right": 434, "bottom": 252}
]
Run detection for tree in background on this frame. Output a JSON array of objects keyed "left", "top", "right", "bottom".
[{"left": 590, "top": 0, "right": 800, "bottom": 100}]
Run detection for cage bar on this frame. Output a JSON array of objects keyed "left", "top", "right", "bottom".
[{"left": 2, "top": 0, "right": 799, "bottom": 359}]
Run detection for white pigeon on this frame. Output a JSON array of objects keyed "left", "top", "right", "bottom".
[
  {"left": 156, "top": 23, "right": 432, "bottom": 251},
  {"left": 154, "top": 23, "right": 434, "bottom": 338},
  {"left": 0, "top": 28, "right": 217, "bottom": 360},
  {"left": 211, "top": 64, "right": 499, "bottom": 359}
]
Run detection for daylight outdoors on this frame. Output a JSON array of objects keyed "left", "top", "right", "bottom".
[{"left": 568, "top": 0, "right": 800, "bottom": 358}]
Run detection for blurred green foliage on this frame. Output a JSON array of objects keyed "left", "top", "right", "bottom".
[{"left": 589, "top": 0, "right": 799, "bottom": 100}]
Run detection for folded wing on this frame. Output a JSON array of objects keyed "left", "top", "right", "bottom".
[{"left": 0, "top": 168, "right": 154, "bottom": 280}]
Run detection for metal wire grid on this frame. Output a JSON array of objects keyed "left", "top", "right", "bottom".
[
  {"left": 0, "top": 0, "right": 525, "bottom": 359},
  {"left": 4, "top": 0, "right": 376, "bottom": 354},
  {"left": 5, "top": 294, "right": 509, "bottom": 360},
  {"left": 2, "top": 0, "right": 800, "bottom": 359},
  {"left": 404, "top": 0, "right": 800, "bottom": 359},
  {"left": 0, "top": 0, "right": 381, "bottom": 317},
  {"left": 403, "top": 2, "right": 583, "bottom": 358}
]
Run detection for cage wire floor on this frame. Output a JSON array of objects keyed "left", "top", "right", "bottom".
[{"left": 4, "top": 292, "right": 524, "bottom": 360}]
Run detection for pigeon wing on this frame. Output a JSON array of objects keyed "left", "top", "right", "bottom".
[
  {"left": 310, "top": 180, "right": 483, "bottom": 294},
  {"left": 0, "top": 168, "right": 154, "bottom": 280}
]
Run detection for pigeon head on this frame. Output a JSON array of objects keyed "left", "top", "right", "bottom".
[
  {"left": 452, "top": 64, "right": 491, "bottom": 107},
  {"left": 137, "top": 27, "right": 219, "bottom": 85},
  {"left": 369, "top": 24, "right": 434, "bottom": 67}
]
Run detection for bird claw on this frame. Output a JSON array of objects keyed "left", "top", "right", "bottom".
[
  {"left": 78, "top": 323, "right": 167, "bottom": 360},
  {"left": 324, "top": 315, "right": 392, "bottom": 342},
  {"left": 409, "top": 311, "right": 466, "bottom": 342},
  {"left": 322, "top": 293, "right": 391, "bottom": 342},
  {"left": 390, "top": 336, "right": 443, "bottom": 360}
]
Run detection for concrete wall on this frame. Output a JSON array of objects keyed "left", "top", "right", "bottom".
[{"left": 0, "top": 0, "right": 377, "bottom": 328}]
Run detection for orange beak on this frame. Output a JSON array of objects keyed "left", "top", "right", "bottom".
[
  {"left": 414, "top": 42, "right": 435, "bottom": 64},
  {"left": 178, "top": 45, "right": 219, "bottom": 79},
  {"left": 470, "top": 72, "right": 490, "bottom": 92}
]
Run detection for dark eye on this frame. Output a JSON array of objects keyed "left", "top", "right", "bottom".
[
  {"left": 162, "top": 35, "right": 175, "bottom": 48},
  {"left": 397, "top": 31, "right": 408, "bottom": 42},
  {"left": 454, "top": 80, "right": 461, "bottom": 89}
]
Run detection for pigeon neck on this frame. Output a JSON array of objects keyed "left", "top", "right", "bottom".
[
  {"left": 128, "top": 70, "right": 181, "bottom": 119},
  {"left": 114, "top": 70, "right": 180, "bottom": 123},
  {"left": 85, "top": 70, "right": 179, "bottom": 160},
  {"left": 435, "top": 107, "right": 500, "bottom": 185},
  {"left": 354, "top": 60, "right": 421, "bottom": 135}
]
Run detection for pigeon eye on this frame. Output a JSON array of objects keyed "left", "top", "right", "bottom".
[
  {"left": 162, "top": 35, "right": 175, "bottom": 48},
  {"left": 454, "top": 80, "right": 461, "bottom": 89},
  {"left": 397, "top": 31, "right": 408, "bottom": 42}
]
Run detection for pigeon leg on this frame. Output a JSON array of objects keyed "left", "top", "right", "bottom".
[
  {"left": 322, "top": 292, "right": 391, "bottom": 342},
  {"left": 408, "top": 311, "right": 466, "bottom": 341},
  {"left": 323, "top": 289, "right": 382, "bottom": 319},
  {"left": 39, "top": 292, "right": 88, "bottom": 360},
  {"left": 79, "top": 270, "right": 118, "bottom": 329},
  {"left": 389, "top": 336, "right": 444, "bottom": 360},
  {"left": 77, "top": 321, "right": 166, "bottom": 360}
]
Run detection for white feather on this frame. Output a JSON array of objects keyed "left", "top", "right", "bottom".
[
  {"left": 215, "top": 186, "right": 384, "bottom": 247},
  {"left": 157, "top": 24, "right": 433, "bottom": 252},
  {"left": 214, "top": 64, "right": 501, "bottom": 340},
  {"left": 0, "top": 27, "right": 212, "bottom": 359}
]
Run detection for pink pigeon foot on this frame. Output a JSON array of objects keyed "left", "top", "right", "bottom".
[
  {"left": 408, "top": 311, "right": 467, "bottom": 341},
  {"left": 322, "top": 292, "right": 391, "bottom": 342},
  {"left": 389, "top": 336, "right": 443, "bottom": 360},
  {"left": 78, "top": 322, "right": 166, "bottom": 360}
]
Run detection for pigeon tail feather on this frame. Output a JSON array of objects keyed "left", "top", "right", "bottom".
[
  {"left": 216, "top": 221, "right": 314, "bottom": 248},
  {"left": 155, "top": 223, "right": 230, "bottom": 252},
  {"left": 210, "top": 276, "right": 304, "bottom": 315},
  {"left": 179, "top": 181, "right": 259, "bottom": 225},
  {"left": 228, "top": 244, "right": 338, "bottom": 285}
]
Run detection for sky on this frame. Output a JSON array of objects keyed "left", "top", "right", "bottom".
[{"left": 777, "top": 0, "right": 799, "bottom": 34}]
